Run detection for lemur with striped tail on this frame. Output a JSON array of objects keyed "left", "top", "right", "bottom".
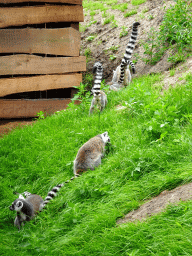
[
  {"left": 9, "top": 184, "right": 64, "bottom": 230},
  {"left": 89, "top": 62, "right": 107, "bottom": 115},
  {"left": 110, "top": 22, "right": 140, "bottom": 91}
]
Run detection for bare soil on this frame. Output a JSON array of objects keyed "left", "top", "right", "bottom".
[
  {"left": 0, "top": 118, "right": 35, "bottom": 137},
  {"left": 117, "top": 182, "right": 192, "bottom": 224}
]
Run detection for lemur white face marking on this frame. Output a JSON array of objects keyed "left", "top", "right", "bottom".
[
  {"left": 15, "top": 201, "right": 23, "bottom": 211},
  {"left": 101, "top": 132, "right": 110, "bottom": 144}
]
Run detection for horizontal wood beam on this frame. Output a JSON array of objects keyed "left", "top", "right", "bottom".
[
  {"left": 0, "top": 55, "right": 86, "bottom": 75},
  {"left": 0, "top": 5, "right": 84, "bottom": 29},
  {"left": 0, "top": 28, "right": 80, "bottom": 56},
  {"left": 0, "top": 0, "right": 82, "bottom": 5},
  {"left": 0, "top": 73, "right": 82, "bottom": 97},
  {"left": 0, "top": 98, "right": 79, "bottom": 118}
]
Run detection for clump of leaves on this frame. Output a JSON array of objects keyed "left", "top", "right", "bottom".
[
  {"left": 109, "top": 45, "right": 120, "bottom": 52},
  {"left": 111, "top": 3, "right": 128, "bottom": 12},
  {"left": 119, "top": 26, "right": 128, "bottom": 38},
  {"left": 109, "top": 55, "right": 117, "bottom": 61},
  {"left": 83, "top": 72, "right": 94, "bottom": 89},
  {"left": 142, "top": 0, "right": 192, "bottom": 65},
  {"left": 124, "top": 10, "right": 137, "bottom": 18},
  {"left": 86, "top": 35, "right": 96, "bottom": 41},
  {"left": 72, "top": 83, "right": 91, "bottom": 110},
  {"left": 36, "top": 111, "right": 46, "bottom": 120},
  {"left": 84, "top": 48, "right": 92, "bottom": 63},
  {"left": 131, "top": 0, "right": 146, "bottom": 5},
  {"left": 103, "top": 14, "right": 115, "bottom": 25}
]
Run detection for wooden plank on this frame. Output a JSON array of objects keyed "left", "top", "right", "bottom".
[
  {"left": 70, "top": 23, "right": 79, "bottom": 31},
  {"left": 0, "top": 73, "right": 82, "bottom": 97},
  {"left": 0, "top": 55, "right": 86, "bottom": 75},
  {"left": 0, "top": 28, "right": 80, "bottom": 56},
  {"left": 0, "top": 98, "right": 79, "bottom": 118},
  {"left": 0, "top": 0, "right": 82, "bottom": 5},
  {"left": 0, "top": 5, "right": 84, "bottom": 28}
]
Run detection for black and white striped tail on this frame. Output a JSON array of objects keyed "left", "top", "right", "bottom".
[
  {"left": 118, "top": 60, "right": 136, "bottom": 84},
  {"left": 92, "top": 62, "right": 103, "bottom": 97},
  {"left": 43, "top": 184, "right": 64, "bottom": 206},
  {"left": 118, "top": 22, "right": 140, "bottom": 84},
  {"left": 43, "top": 174, "right": 80, "bottom": 207}
]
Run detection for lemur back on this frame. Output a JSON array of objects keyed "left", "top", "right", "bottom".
[
  {"left": 73, "top": 131, "right": 110, "bottom": 175},
  {"left": 110, "top": 22, "right": 140, "bottom": 91},
  {"left": 89, "top": 62, "right": 107, "bottom": 114},
  {"left": 9, "top": 184, "right": 63, "bottom": 230}
]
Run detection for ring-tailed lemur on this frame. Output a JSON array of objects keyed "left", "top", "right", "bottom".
[
  {"left": 9, "top": 184, "right": 64, "bottom": 230},
  {"left": 74, "top": 131, "right": 110, "bottom": 175},
  {"left": 110, "top": 22, "right": 140, "bottom": 91},
  {"left": 89, "top": 62, "right": 107, "bottom": 115}
]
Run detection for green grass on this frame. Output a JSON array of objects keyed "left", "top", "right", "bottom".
[
  {"left": 1, "top": 73, "right": 192, "bottom": 255},
  {"left": 131, "top": 0, "right": 146, "bottom": 5},
  {"left": 124, "top": 10, "right": 137, "bottom": 18}
]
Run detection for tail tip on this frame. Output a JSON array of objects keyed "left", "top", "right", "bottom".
[{"left": 133, "top": 22, "right": 140, "bottom": 27}]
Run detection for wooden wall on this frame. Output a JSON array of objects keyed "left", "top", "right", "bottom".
[{"left": 0, "top": 0, "right": 86, "bottom": 118}]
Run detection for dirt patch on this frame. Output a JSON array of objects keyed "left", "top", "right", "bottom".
[
  {"left": 162, "top": 56, "right": 192, "bottom": 91},
  {"left": 0, "top": 118, "right": 34, "bottom": 138},
  {"left": 117, "top": 182, "right": 192, "bottom": 224}
]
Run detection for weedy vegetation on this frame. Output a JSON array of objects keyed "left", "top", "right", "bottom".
[
  {"left": 1, "top": 71, "right": 192, "bottom": 255},
  {"left": 142, "top": 0, "right": 192, "bottom": 65}
]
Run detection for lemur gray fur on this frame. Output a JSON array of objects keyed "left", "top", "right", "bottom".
[
  {"left": 9, "top": 184, "right": 64, "bottom": 230},
  {"left": 73, "top": 131, "right": 110, "bottom": 175},
  {"left": 89, "top": 62, "right": 107, "bottom": 115},
  {"left": 110, "top": 22, "right": 140, "bottom": 91}
]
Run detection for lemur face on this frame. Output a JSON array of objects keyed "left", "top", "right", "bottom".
[
  {"left": 9, "top": 199, "right": 23, "bottom": 212},
  {"left": 101, "top": 132, "right": 110, "bottom": 144}
]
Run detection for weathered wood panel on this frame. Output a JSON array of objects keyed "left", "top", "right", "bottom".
[
  {"left": 0, "top": 55, "right": 86, "bottom": 75},
  {"left": 0, "top": 0, "right": 82, "bottom": 4},
  {"left": 0, "top": 98, "right": 79, "bottom": 118},
  {"left": 0, "top": 73, "right": 82, "bottom": 97},
  {"left": 0, "top": 5, "right": 84, "bottom": 28},
  {"left": 0, "top": 28, "right": 80, "bottom": 56}
]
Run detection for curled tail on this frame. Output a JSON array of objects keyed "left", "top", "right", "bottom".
[
  {"left": 118, "top": 22, "right": 140, "bottom": 85},
  {"left": 92, "top": 62, "right": 103, "bottom": 97}
]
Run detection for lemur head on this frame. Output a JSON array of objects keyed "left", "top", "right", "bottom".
[
  {"left": 101, "top": 131, "right": 110, "bottom": 144},
  {"left": 92, "top": 62, "right": 103, "bottom": 74},
  {"left": 9, "top": 199, "right": 24, "bottom": 212}
]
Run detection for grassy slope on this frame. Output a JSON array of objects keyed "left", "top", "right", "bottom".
[{"left": 1, "top": 72, "right": 192, "bottom": 255}]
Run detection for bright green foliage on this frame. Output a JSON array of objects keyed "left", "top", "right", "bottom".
[
  {"left": 120, "top": 26, "right": 128, "bottom": 38},
  {"left": 142, "top": 0, "right": 192, "bottom": 64},
  {"left": 124, "top": 10, "right": 137, "bottom": 18},
  {"left": 131, "top": 0, "right": 146, "bottom": 6},
  {"left": 111, "top": 3, "right": 128, "bottom": 12},
  {"left": 109, "top": 54, "right": 117, "bottom": 60},
  {"left": 1, "top": 72, "right": 192, "bottom": 255},
  {"left": 103, "top": 14, "right": 115, "bottom": 25},
  {"left": 86, "top": 35, "right": 96, "bottom": 41}
]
